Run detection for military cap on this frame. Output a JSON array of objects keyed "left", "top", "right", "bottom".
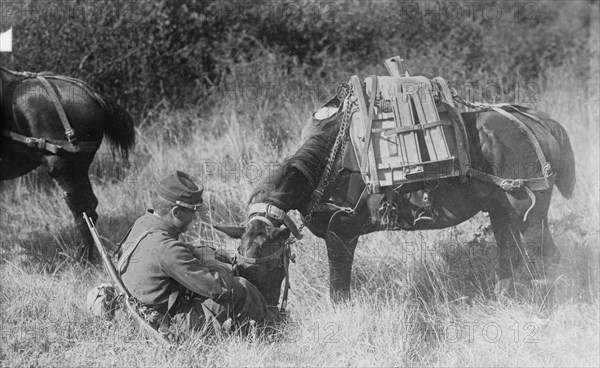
[{"left": 157, "top": 171, "right": 203, "bottom": 210}]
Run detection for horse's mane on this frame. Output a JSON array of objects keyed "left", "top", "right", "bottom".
[{"left": 249, "top": 133, "right": 335, "bottom": 207}]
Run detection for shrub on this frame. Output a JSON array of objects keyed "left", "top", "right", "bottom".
[{"left": 1, "top": 0, "right": 590, "bottom": 117}]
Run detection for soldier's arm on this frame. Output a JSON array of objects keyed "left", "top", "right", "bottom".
[{"left": 159, "top": 241, "right": 233, "bottom": 299}]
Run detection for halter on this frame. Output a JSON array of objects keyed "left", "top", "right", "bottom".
[
  {"left": 236, "top": 203, "right": 301, "bottom": 316},
  {"left": 247, "top": 203, "right": 303, "bottom": 240}
]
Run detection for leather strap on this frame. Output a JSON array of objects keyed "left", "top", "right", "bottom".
[
  {"left": 2, "top": 129, "right": 101, "bottom": 154},
  {"left": 490, "top": 106, "right": 553, "bottom": 189},
  {"left": 279, "top": 245, "right": 292, "bottom": 316},
  {"left": 248, "top": 203, "right": 303, "bottom": 239},
  {"left": 36, "top": 76, "right": 80, "bottom": 151},
  {"left": 117, "top": 230, "right": 164, "bottom": 276},
  {"left": 248, "top": 215, "right": 275, "bottom": 228},
  {"left": 235, "top": 244, "right": 287, "bottom": 265},
  {"left": 468, "top": 105, "right": 555, "bottom": 191},
  {"left": 469, "top": 168, "right": 555, "bottom": 192}
]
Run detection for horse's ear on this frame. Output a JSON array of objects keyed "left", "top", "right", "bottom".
[{"left": 213, "top": 225, "right": 246, "bottom": 239}]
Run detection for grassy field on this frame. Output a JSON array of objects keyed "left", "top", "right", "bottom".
[{"left": 2, "top": 27, "right": 599, "bottom": 368}]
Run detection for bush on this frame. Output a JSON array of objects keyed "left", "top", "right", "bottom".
[{"left": 1, "top": 0, "right": 590, "bottom": 117}]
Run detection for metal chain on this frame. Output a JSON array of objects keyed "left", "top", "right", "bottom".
[{"left": 302, "top": 83, "right": 356, "bottom": 228}]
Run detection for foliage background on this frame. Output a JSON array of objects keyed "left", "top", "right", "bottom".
[{"left": 1, "top": 0, "right": 592, "bottom": 115}]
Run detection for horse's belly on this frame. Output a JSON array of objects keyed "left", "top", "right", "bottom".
[{"left": 0, "top": 142, "right": 42, "bottom": 180}]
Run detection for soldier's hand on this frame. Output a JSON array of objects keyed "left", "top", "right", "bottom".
[
  {"left": 214, "top": 249, "right": 234, "bottom": 264},
  {"left": 191, "top": 246, "right": 216, "bottom": 262}
]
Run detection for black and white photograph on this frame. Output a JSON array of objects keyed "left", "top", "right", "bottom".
[{"left": 1, "top": 0, "right": 598, "bottom": 366}]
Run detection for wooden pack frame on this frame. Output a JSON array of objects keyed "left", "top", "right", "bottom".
[{"left": 348, "top": 70, "right": 470, "bottom": 192}]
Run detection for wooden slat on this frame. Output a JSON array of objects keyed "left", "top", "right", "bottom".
[
  {"left": 384, "top": 56, "right": 407, "bottom": 77},
  {"left": 350, "top": 75, "right": 380, "bottom": 192},
  {"left": 409, "top": 83, "right": 452, "bottom": 161},
  {"left": 394, "top": 91, "right": 423, "bottom": 168},
  {"left": 364, "top": 76, "right": 380, "bottom": 193},
  {"left": 377, "top": 157, "right": 455, "bottom": 170},
  {"left": 349, "top": 76, "right": 368, "bottom": 183},
  {"left": 382, "top": 120, "right": 453, "bottom": 136}
]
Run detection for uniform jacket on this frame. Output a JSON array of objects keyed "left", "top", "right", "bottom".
[{"left": 119, "top": 210, "right": 233, "bottom": 307}]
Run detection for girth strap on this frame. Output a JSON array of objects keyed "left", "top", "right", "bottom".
[{"left": 2, "top": 129, "right": 101, "bottom": 154}]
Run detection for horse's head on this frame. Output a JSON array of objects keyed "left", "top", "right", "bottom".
[
  {"left": 217, "top": 92, "right": 344, "bottom": 309},
  {"left": 215, "top": 205, "right": 301, "bottom": 311}
]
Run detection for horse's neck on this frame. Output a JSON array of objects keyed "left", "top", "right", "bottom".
[{"left": 267, "top": 173, "right": 313, "bottom": 214}]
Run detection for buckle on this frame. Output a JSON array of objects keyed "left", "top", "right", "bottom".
[
  {"left": 266, "top": 204, "right": 285, "bottom": 221},
  {"left": 25, "top": 137, "right": 46, "bottom": 150},
  {"left": 65, "top": 129, "right": 80, "bottom": 151},
  {"left": 543, "top": 163, "right": 554, "bottom": 177},
  {"left": 500, "top": 179, "right": 523, "bottom": 191}
]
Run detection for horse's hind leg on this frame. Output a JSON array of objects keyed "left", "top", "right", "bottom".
[
  {"left": 493, "top": 189, "right": 560, "bottom": 311},
  {"left": 43, "top": 155, "right": 98, "bottom": 263},
  {"left": 515, "top": 191, "right": 560, "bottom": 310}
]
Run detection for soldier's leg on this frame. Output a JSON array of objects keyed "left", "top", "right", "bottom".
[{"left": 211, "top": 277, "right": 271, "bottom": 326}]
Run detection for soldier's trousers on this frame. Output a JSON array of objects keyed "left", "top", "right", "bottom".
[{"left": 168, "top": 276, "right": 271, "bottom": 339}]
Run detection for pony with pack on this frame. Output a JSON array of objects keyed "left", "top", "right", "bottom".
[{"left": 218, "top": 57, "right": 576, "bottom": 312}]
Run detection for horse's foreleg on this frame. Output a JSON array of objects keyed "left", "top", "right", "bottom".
[
  {"left": 325, "top": 235, "right": 358, "bottom": 302},
  {"left": 45, "top": 156, "right": 98, "bottom": 263}
]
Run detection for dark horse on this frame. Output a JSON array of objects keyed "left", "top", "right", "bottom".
[
  {"left": 220, "top": 90, "right": 576, "bottom": 309},
  {"left": 1, "top": 66, "right": 135, "bottom": 261}
]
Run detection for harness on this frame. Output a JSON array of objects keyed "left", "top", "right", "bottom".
[
  {"left": 456, "top": 99, "right": 555, "bottom": 191},
  {"left": 238, "top": 203, "right": 300, "bottom": 315},
  {"left": 1, "top": 66, "right": 103, "bottom": 154},
  {"left": 300, "top": 84, "right": 557, "bottom": 225},
  {"left": 451, "top": 96, "right": 555, "bottom": 221}
]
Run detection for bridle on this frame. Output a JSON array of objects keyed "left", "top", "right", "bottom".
[
  {"left": 246, "top": 203, "right": 303, "bottom": 239},
  {"left": 236, "top": 203, "right": 303, "bottom": 316}
]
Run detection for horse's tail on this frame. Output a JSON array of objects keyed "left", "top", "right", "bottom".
[
  {"left": 99, "top": 96, "right": 135, "bottom": 158},
  {"left": 550, "top": 120, "right": 576, "bottom": 198}
]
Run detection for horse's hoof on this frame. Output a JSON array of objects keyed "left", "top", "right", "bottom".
[
  {"left": 79, "top": 244, "right": 98, "bottom": 265},
  {"left": 494, "top": 278, "right": 515, "bottom": 300}
]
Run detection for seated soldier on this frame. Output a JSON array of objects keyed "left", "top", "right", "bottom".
[{"left": 117, "top": 170, "right": 271, "bottom": 340}]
